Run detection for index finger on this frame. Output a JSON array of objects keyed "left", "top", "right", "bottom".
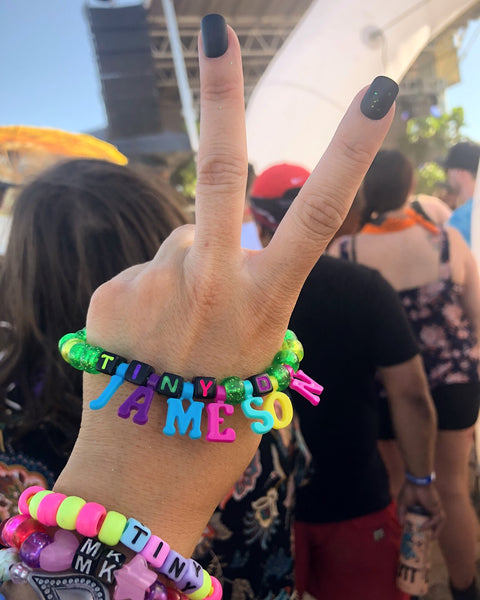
[
  {"left": 258, "top": 77, "right": 398, "bottom": 288},
  {"left": 193, "top": 15, "right": 248, "bottom": 256}
]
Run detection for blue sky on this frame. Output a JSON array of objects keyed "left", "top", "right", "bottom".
[{"left": 0, "top": 1, "right": 479, "bottom": 142}]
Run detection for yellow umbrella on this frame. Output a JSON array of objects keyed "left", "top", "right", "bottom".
[{"left": 0, "top": 125, "right": 127, "bottom": 187}]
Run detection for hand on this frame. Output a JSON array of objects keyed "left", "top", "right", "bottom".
[
  {"left": 55, "top": 15, "right": 397, "bottom": 555},
  {"left": 397, "top": 480, "right": 445, "bottom": 538}
]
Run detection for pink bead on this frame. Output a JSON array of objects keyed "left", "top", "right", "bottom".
[
  {"left": 18, "top": 486, "right": 45, "bottom": 516},
  {"left": 12, "top": 518, "right": 47, "bottom": 550},
  {"left": 75, "top": 502, "right": 107, "bottom": 537},
  {"left": 209, "top": 577, "right": 223, "bottom": 600},
  {"left": 140, "top": 534, "right": 170, "bottom": 569},
  {"left": 1, "top": 515, "right": 30, "bottom": 547},
  {"left": 39, "top": 529, "right": 79, "bottom": 572},
  {"left": 36, "top": 492, "right": 67, "bottom": 527},
  {"left": 214, "top": 386, "right": 226, "bottom": 403}
]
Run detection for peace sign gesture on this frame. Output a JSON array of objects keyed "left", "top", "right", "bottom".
[{"left": 56, "top": 14, "right": 397, "bottom": 558}]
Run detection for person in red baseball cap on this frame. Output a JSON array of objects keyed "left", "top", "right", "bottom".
[{"left": 249, "top": 162, "right": 443, "bottom": 600}]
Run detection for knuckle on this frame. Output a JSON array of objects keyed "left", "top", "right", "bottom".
[
  {"left": 294, "top": 187, "right": 346, "bottom": 240},
  {"left": 332, "top": 133, "right": 375, "bottom": 172},
  {"left": 201, "top": 78, "right": 240, "bottom": 105},
  {"left": 196, "top": 151, "right": 247, "bottom": 191}
]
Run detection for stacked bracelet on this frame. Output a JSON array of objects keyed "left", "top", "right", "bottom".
[
  {"left": 58, "top": 329, "right": 324, "bottom": 442},
  {"left": 0, "top": 486, "right": 221, "bottom": 600}
]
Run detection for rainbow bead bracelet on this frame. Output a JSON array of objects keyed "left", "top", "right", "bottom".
[{"left": 58, "top": 329, "right": 323, "bottom": 441}]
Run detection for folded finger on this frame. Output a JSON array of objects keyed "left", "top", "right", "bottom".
[
  {"left": 193, "top": 15, "right": 248, "bottom": 256},
  {"left": 259, "top": 77, "right": 398, "bottom": 289}
]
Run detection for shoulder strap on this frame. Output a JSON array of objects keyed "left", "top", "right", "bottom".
[
  {"left": 411, "top": 197, "right": 435, "bottom": 224},
  {"left": 339, "top": 236, "right": 357, "bottom": 262}
]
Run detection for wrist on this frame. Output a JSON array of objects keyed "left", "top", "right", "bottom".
[{"left": 405, "top": 471, "right": 436, "bottom": 486}]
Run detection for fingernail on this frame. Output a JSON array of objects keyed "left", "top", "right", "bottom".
[
  {"left": 201, "top": 14, "right": 228, "bottom": 58},
  {"left": 360, "top": 76, "right": 399, "bottom": 120}
]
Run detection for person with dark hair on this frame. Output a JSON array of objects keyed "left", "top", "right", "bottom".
[
  {"left": 0, "top": 14, "right": 402, "bottom": 600},
  {"left": 251, "top": 162, "right": 442, "bottom": 600},
  {"left": 331, "top": 148, "right": 480, "bottom": 600},
  {"left": 443, "top": 141, "right": 480, "bottom": 246},
  {"left": 0, "top": 158, "right": 188, "bottom": 510}
]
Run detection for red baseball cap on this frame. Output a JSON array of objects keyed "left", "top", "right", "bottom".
[{"left": 251, "top": 163, "right": 310, "bottom": 199}]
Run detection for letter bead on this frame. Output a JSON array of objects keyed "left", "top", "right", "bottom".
[
  {"left": 95, "top": 548, "right": 126, "bottom": 585},
  {"left": 140, "top": 533, "right": 170, "bottom": 569},
  {"left": 73, "top": 537, "right": 105, "bottom": 575},
  {"left": 249, "top": 373, "right": 273, "bottom": 396},
  {"left": 125, "top": 360, "right": 154, "bottom": 385},
  {"left": 193, "top": 377, "right": 217, "bottom": 399},
  {"left": 96, "top": 352, "right": 127, "bottom": 376},
  {"left": 177, "top": 559, "right": 204, "bottom": 593},
  {"left": 156, "top": 372, "right": 184, "bottom": 398},
  {"left": 120, "top": 518, "right": 151, "bottom": 552},
  {"left": 159, "top": 549, "right": 188, "bottom": 582}
]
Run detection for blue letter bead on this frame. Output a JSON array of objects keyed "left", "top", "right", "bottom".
[
  {"left": 89, "top": 362, "right": 128, "bottom": 410},
  {"left": 124, "top": 360, "right": 154, "bottom": 385},
  {"left": 177, "top": 559, "right": 204, "bottom": 593},
  {"left": 193, "top": 377, "right": 217, "bottom": 399},
  {"left": 158, "top": 549, "right": 188, "bottom": 582},
  {"left": 156, "top": 372, "right": 184, "bottom": 398},
  {"left": 95, "top": 352, "right": 127, "bottom": 376},
  {"left": 119, "top": 518, "right": 151, "bottom": 552}
]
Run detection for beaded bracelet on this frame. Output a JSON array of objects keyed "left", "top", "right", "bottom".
[
  {"left": 58, "top": 329, "right": 324, "bottom": 442},
  {"left": 0, "top": 486, "right": 222, "bottom": 600},
  {"left": 59, "top": 328, "right": 304, "bottom": 405}
]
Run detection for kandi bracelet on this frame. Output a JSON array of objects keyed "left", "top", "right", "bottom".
[{"left": 58, "top": 329, "right": 323, "bottom": 441}]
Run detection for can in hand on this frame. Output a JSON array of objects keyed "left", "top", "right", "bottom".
[{"left": 397, "top": 504, "right": 431, "bottom": 596}]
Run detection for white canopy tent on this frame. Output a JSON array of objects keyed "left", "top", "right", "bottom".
[{"left": 246, "top": 0, "right": 479, "bottom": 172}]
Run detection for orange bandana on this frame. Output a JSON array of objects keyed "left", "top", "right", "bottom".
[{"left": 361, "top": 207, "right": 439, "bottom": 235}]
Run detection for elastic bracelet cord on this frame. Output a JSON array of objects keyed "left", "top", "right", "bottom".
[
  {"left": 405, "top": 471, "right": 436, "bottom": 486},
  {"left": 58, "top": 329, "right": 324, "bottom": 441},
  {"left": 0, "top": 486, "right": 221, "bottom": 600}
]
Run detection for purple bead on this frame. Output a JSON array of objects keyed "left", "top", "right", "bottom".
[
  {"left": 19, "top": 532, "right": 52, "bottom": 568},
  {"left": 147, "top": 581, "right": 168, "bottom": 600},
  {"left": 9, "top": 562, "right": 30, "bottom": 584}
]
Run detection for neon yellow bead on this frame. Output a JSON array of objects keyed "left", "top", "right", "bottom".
[
  {"left": 98, "top": 510, "right": 128, "bottom": 546},
  {"left": 28, "top": 490, "right": 53, "bottom": 520},
  {"left": 269, "top": 375, "right": 278, "bottom": 391},
  {"left": 187, "top": 570, "right": 212, "bottom": 600},
  {"left": 56, "top": 496, "right": 86, "bottom": 530},
  {"left": 281, "top": 338, "right": 304, "bottom": 361},
  {"left": 263, "top": 391, "right": 293, "bottom": 429}
]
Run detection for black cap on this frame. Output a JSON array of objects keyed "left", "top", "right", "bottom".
[{"left": 444, "top": 142, "right": 480, "bottom": 175}]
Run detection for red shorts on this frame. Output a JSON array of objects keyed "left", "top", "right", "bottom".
[{"left": 294, "top": 502, "right": 409, "bottom": 600}]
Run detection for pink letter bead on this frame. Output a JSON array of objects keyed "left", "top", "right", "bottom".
[
  {"left": 205, "top": 402, "right": 236, "bottom": 442},
  {"left": 76, "top": 502, "right": 107, "bottom": 537},
  {"left": 18, "top": 486, "right": 45, "bottom": 516},
  {"left": 140, "top": 534, "right": 170, "bottom": 569},
  {"left": 120, "top": 518, "right": 151, "bottom": 552},
  {"left": 36, "top": 492, "right": 67, "bottom": 527}
]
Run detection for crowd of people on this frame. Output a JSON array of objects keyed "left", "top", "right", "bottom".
[{"left": 0, "top": 11, "right": 479, "bottom": 600}]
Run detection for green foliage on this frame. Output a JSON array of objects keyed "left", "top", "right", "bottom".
[
  {"left": 398, "top": 107, "right": 469, "bottom": 195},
  {"left": 415, "top": 161, "right": 446, "bottom": 195},
  {"left": 170, "top": 154, "right": 197, "bottom": 201}
]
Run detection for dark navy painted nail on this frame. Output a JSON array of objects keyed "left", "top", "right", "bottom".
[
  {"left": 360, "top": 76, "right": 399, "bottom": 120},
  {"left": 201, "top": 14, "right": 228, "bottom": 58}
]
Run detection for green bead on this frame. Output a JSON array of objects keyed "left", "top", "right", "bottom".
[
  {"left": 267, "top": 364, "right": 291, "bottom": 390},
  {"left": 76, "top": 328, "right": 87, "bottom": 341},
  {"left": 82, "top": 345, "right": 103, "bottom": 373},
  {"left": 58, "top": 332, "right": 81, "bottom": 353},
  {"left": 272, "top": 350, "right": 300, "bottom": 372},
  {"left": 284, "top": 329, "right": 297, "bottom": 342},
  {"left": 221, "top": 376, "right": 246, "bottom": 405},
  {"left": 281, "top": 339, "right": 304, "bottom": 361},
  {"left": 67, "top": 343, "right": 88, "bottom": 371}
]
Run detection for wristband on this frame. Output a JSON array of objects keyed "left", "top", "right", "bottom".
[{"left": 405, "top": 471, "right": 436, "bottom": 486}]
